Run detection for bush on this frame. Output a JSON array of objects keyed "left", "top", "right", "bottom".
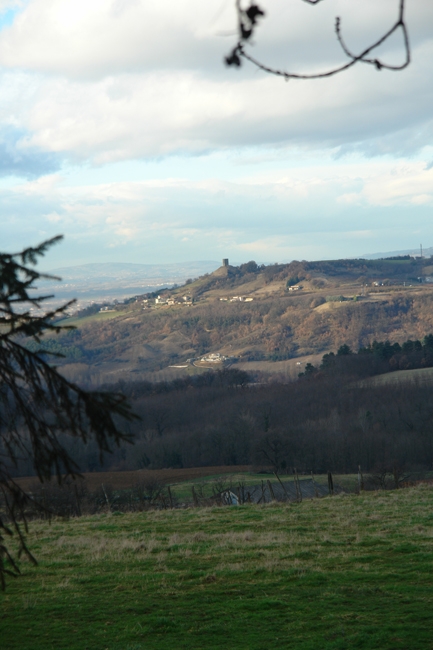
[{"left": 326, "top": 295, "right": 346, "bottom": 302}]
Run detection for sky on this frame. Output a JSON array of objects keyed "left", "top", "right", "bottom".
[{"left": 1, "top": 0, "right": 433, "bottom": 269}]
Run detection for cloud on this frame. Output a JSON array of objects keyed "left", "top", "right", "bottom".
[
  {"left": 0, "top": 126, "right": 61, "bottom": 177},
  {"left": 0, "top": 0, "right": 430, "bottom": 166},
  {"left": 7, "top": 45, "right": 430, "bottom": 166},
  {"left": 1, "top": 0, "right": 431, "bottom": 80},
  {"left": 2, "top": 157, "right": 432, "bottom": 265},
  {"left": 0, "top": 0, "right": 432, "bottom": 266},
  {"left": 361, "top": 162, "right": 433, "bottom": 206},
  {"left": 0, "top": 0, "right": 233, "bottom": 79}
]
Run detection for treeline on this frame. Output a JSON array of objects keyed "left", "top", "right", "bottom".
[
  {"left": 105, "top": 367, "right": 251, "bottom": 399},
  {"left": 8, "top": 364, "right": 433, "bottom": 479},
  {"left": 302, "top": 334, "right": 433, "bottom": 379}
]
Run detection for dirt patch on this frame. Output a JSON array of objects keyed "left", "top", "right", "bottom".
[{"left": 15, "top": 465, "right": 252, "bottom": 492}]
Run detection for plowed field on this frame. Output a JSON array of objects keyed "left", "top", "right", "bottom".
[{"left": 16, "top": 465, "right": 252, "bottom": 492}]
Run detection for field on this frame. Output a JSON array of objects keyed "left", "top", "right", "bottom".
[
  {"left": 59, "top": 310, "right": 129, "bottom": 327},
  {"left": 1, "top": 485, "right": 433, "bottom": 649},
  {"left": 15, "top": 466, "right": 253, "bottom": 494},
  {"left": 364, "top": 366, "right": 433, "bottom": 387},
  {"left": 15, "top": 467, "right": 361, "bottom": 502}
]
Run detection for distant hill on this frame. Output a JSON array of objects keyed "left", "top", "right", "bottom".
[
  {"left": 47, "top": 261, "right": 220, "bottom": 280},
  {"left": 43, "top": 256, "right": 433, "bottom": 385},
  {"left": 37, "top": 261, "right": 219, "bottom": 303},
  {"left": 359, "top": 247, "right": 433, "bottom": 260}
]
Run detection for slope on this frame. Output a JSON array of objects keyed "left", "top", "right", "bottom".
[{"left": 45, "top": 256, "right": 433, "bottom": 384}]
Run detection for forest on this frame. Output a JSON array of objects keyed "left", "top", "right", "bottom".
[
  {"left": 11, "top": 256, "right": 433, "bottom": 482},
  {"left": 9, "top": 337, "right": 433, "bottom": 480}
]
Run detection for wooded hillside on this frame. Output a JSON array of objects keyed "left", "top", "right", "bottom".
[{"left": 36, "top": 255, "right": 433, "bottom": 385}]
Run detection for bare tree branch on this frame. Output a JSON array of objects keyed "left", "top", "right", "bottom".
[{"left": 225, "top": 0, "right": 410, "bottom": 79}]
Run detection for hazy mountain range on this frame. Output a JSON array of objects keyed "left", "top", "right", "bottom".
[
  {"left": 38, "top": 261, "right": 219, "bottom": 303},
  {"left": 359, "top": 247, "right": 433, "bottom": 260},
  {"left": 36, "top": 248, "right": 433, "bottom": 306}
]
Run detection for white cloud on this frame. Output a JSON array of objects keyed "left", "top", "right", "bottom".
[
  {"left": 0, "top": 0, "right": 432, "bottom": 265},
  {"left": 7, "top": 43, "right": 430, "bottom": 166},
  {"left": 1, "top": 0, "right": 431, "bottom": 80},
  {"left": 0, "top": 0, "right": 233, "bottom": 78},
  {"left": 0, "top": 0, "right": 429, "bottom": 167},
  {"left": 0, "top": 0, "right": 433, "bottom": 164},
  {"left": 361, "top": 163, "right": 433, "bottom": 206},
  {"left": 2, "top": 158, "right": 431, "bottom": 259}
]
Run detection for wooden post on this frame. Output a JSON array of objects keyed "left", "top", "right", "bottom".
[
  {"left": 358, "top": 465, "right": 364, "bottom": 493},
  {"left": 327, "top": 471, "right": 334, "bottom": 496},
  {"left": 311, "top": 471, "right": 319, "bottom": 498},
  {"left": 274, "top": 471, "right": 290, "bottom": 500},
  {"left": 267, "top": 480, "right": 276, "bottom": 501},
  {"left": 102, "top": 483, "right": 111, "bottom": 511},
  {"left": 293, "top": 468, "right": 302, "bottom": 502},
  {"left": 192, "top": 485, "right": 199, "bottom": 507},
  {"left": 238, "top": 482, "right": 245, "bottom": 504},
  {"left": 293, "top": 469, "right": 299, "bottom": 502},
  {"left": 261, "top": 480, "right": 266, "bottom": 503},
  {"left": 168, "top": 485, "right": 174, "bottom": 509},
  {"left": 295, "top": 468, "right": 302, "bottom": 502}
]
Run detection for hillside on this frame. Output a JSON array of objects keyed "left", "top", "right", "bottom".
[{"left": 39, "top": 255, "right": 433, "bottom": 385}]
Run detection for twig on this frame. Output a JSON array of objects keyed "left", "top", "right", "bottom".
[{"left": 226, "top": 0, "right": 410, "bottom": 80}]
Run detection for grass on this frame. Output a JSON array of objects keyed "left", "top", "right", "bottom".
[
  {"left": 167, "top": 472, "right": 357, "bottom": 500},
  {"left": 1, "top": 485, "right": 433, "bottom": 649},
  {"left": 59, "top": 310, "right": 131, "bottom": 327},
  {"left": 365, "top": 366, "right": 433, "bottom": 387},
  {"left": 167, "top": 471, "right": 283, "bottom": 500}
]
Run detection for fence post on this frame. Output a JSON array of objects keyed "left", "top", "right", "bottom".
[
  {"left": 102, "top": 483, "right": 111, "bottom": 512},
  {"left": 260, "top": 480, "right": 266, "bottom": 503},
  {"left": 267, "top": 480, "right": 276, "bottom": 501},
  {"left": 293, "top": 468, "right": 302, "bottom": 502},
  {"left": 238, "top": 482, "right": 246, "bottom": 504},
  {"left": 168, "top": 485, "right": 174, "bottom": 509},
  {"left": 327, "top": 471, "right": 334, "bottom": 496},
  {"left": 295, "top": 468, "right": 302, "bottom": 502},
  {"left": 274, "top": 471, "right": 290, "bottom": 500},
  {"left": 311, "top": 471, "right": 319, "bottom": 498},
  {"left": 358, "top": 465, "right": 364, "bottom": 493}
]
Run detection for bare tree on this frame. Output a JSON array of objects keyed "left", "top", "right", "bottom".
[
  {"left": 226, "top": 0, "right": 410, "bottom": 79},
  {"left": 0, "top": 236, "right": 138, "bottom": 588}
]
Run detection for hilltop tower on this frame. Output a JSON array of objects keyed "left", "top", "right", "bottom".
[{"left": 222, "top": 258, "right": 229, "bottom": 267}]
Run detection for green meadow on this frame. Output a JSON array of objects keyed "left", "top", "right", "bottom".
[{"left": 1, "top": 486, "right": 433, "bottom": 650}]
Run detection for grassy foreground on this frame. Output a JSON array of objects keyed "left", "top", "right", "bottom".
[{"left": 1, "top": 486, "right": 433, "bottom": 650}]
